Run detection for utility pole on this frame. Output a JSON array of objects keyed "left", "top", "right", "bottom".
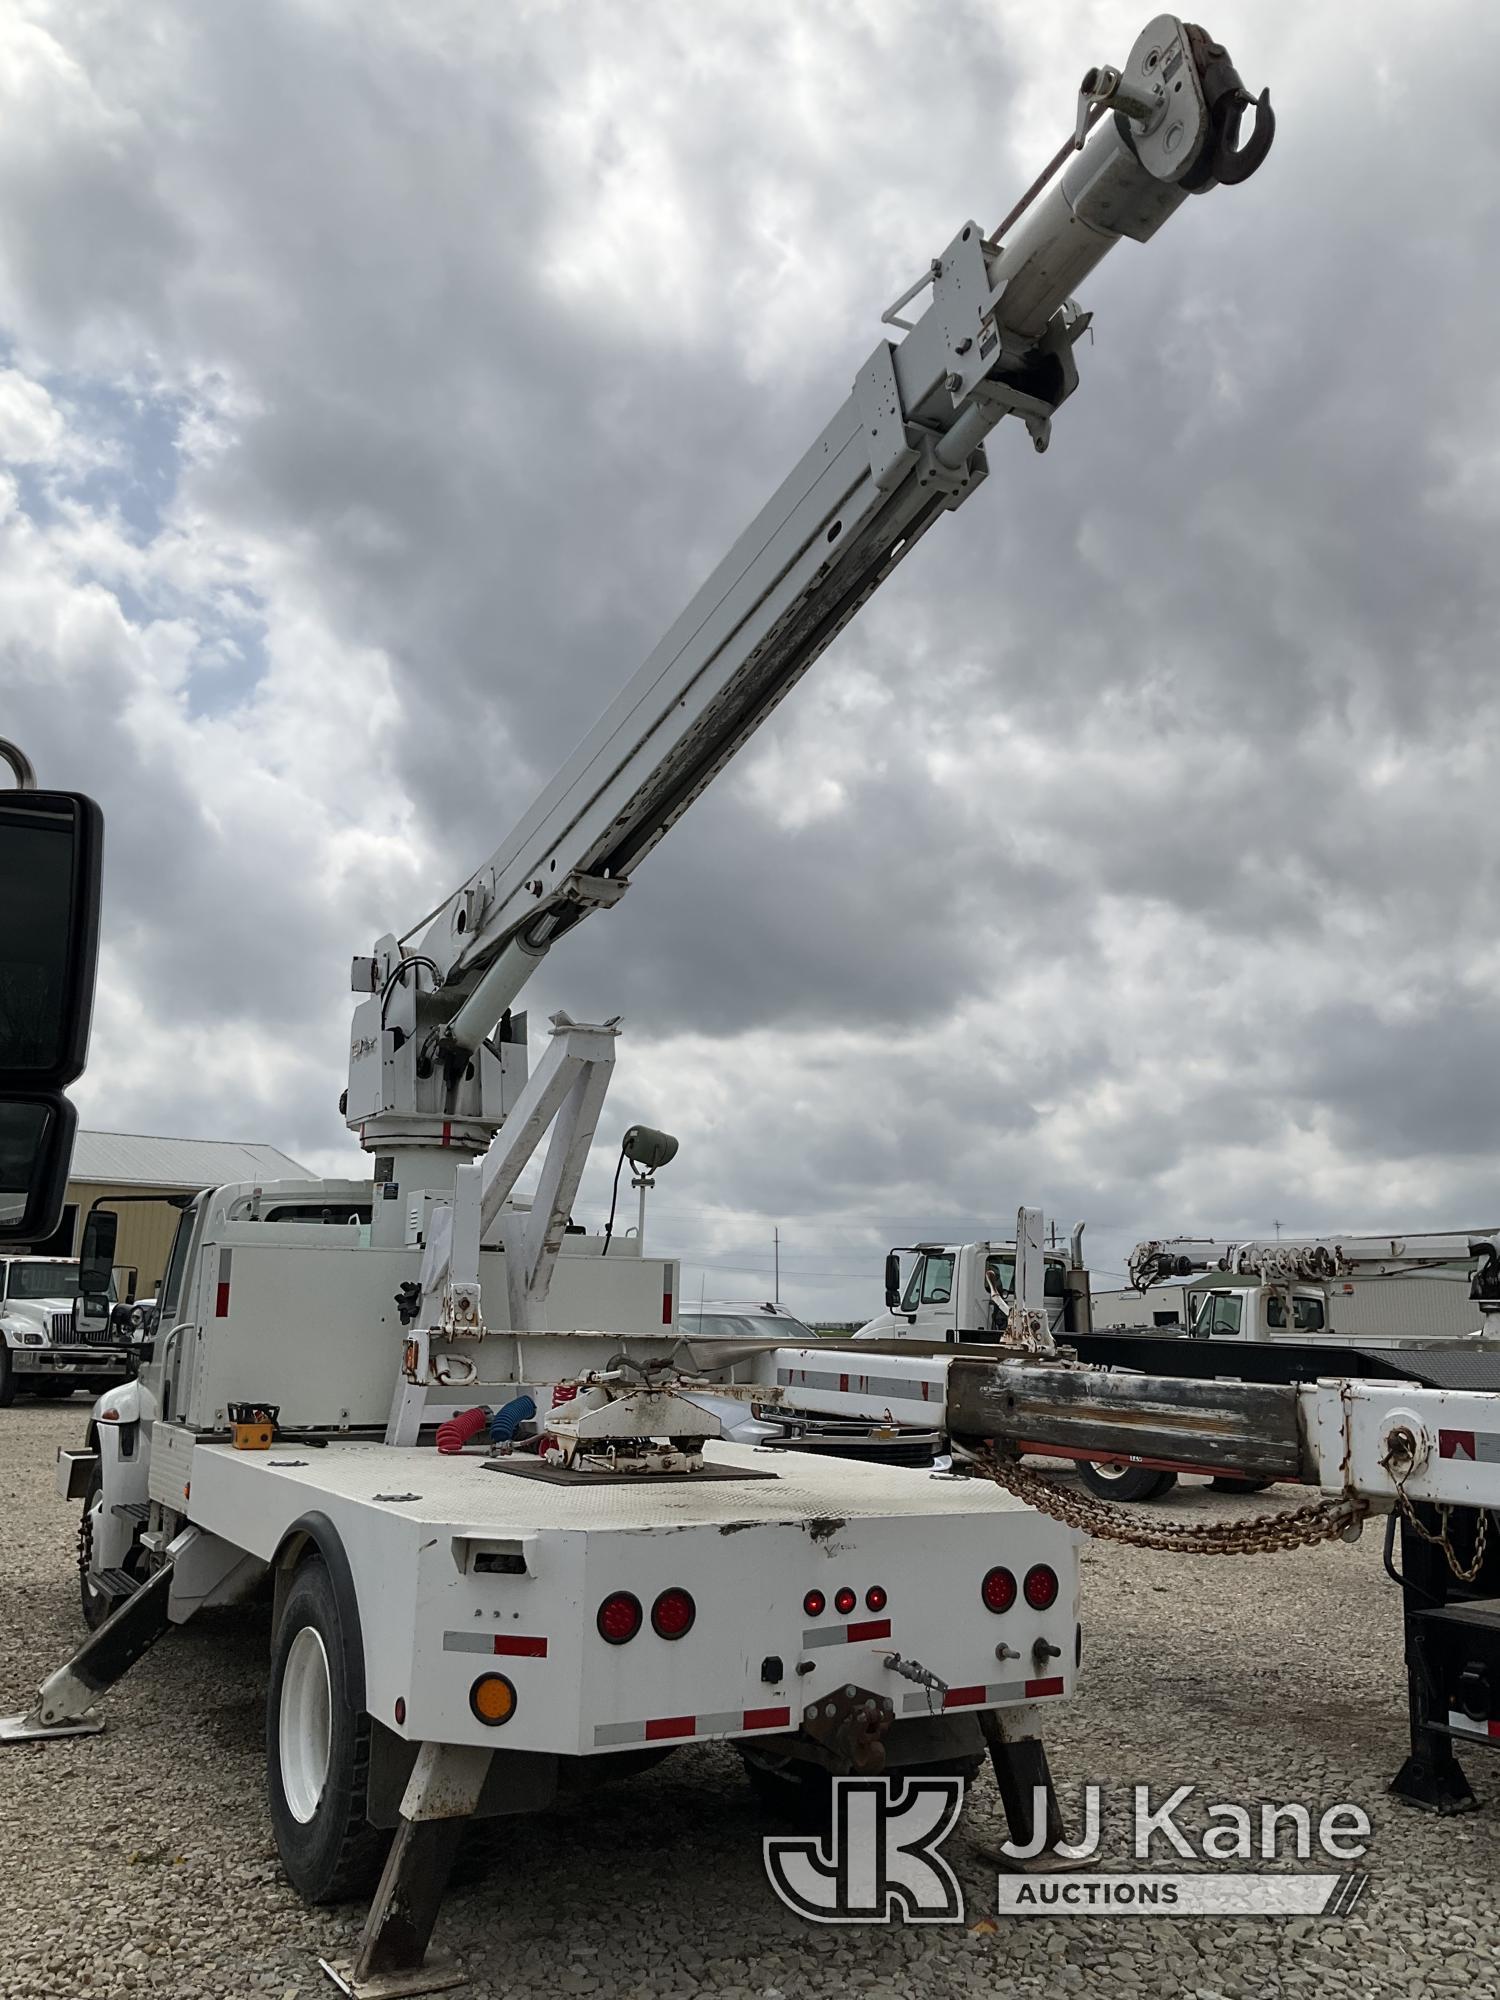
[{"left": 774, "top": 1226, "right": 780, "bottom": 1302}]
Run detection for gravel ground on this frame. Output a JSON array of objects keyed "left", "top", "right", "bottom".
[{"left": 1, "top": 1400, "right": 1498, "bottom": 2000}]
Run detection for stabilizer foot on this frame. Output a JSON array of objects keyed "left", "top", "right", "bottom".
[
  {"left": 318, "top": 1950, "right": 466, "bottom": 1999},
  {"left": 0, "top": 1711, "right": 105, "bottom": 1743},
  {"left": 1389, "top": 1751, "right": 1479, "bottom": 1815}
]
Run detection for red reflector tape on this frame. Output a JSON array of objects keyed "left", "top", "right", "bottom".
[
  {"left": 742, "top": 1706, "right": 791, "bottom": 1731},
  {"left": 644, "top": 1715, "right": 696, "bottom": 1741},
  {"left": 1025, "top": 1676, "right": 1065, "bottom": 1699},
  {"left": 942, "top": 1685, "right": 987, "bottom": 1709},
  {"left": 662, "top": 1290, "right": 674, "bottom": 1325},
  {"left": 847, "top": 1619, "right": 892, "bottom": 1643},
  {"left": 215, "top": 1282, "right": 230, "bottom": 1317},
  {"left": 492, "top": 1635, "right": 548, "bottom": 1658}
]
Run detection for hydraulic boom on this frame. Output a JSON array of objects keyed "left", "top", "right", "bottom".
[{"left": 346, "top": 16, "right": 1274, "bottom": 1225}]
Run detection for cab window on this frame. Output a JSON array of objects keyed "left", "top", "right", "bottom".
[
  {"left": 157, "top": 1201, "right": 200, "bottom": 1325},
  {"left": 1195, "top": 1292, "right": 1243, "bottom": 1337},
  {"left": 920, "top": 1255, "right": 955, "bottom": 1306},
  {"left": 1266, "top": 1292, "right": 1326, "bottom": 1332},
  {"left": 900, "top": 1257, "right": 925, "bottom": 1315}
]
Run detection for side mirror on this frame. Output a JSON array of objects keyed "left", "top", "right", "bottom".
[
  {"left": 80, "top": 1206, "right": 118, "bottom": 1299},
  {"left": 0, "top": 764, "right": 103, "bottom": 1244},
  {"left": 884, "top": 1251, "right": 900, "bottom": 1311}
]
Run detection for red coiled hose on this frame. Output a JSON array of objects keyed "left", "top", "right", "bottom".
[{"left": 436, "top": 1405, "right": 490, "bottom": 1455}]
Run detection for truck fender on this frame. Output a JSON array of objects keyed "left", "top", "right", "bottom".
[
  {"left": 89, "top": 1377, "right": 144, "bottom": 1428},
  {"left": 270, "top": 1512, "right": 367, "bottom": 1715}
]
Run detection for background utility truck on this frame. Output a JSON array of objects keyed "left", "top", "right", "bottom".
[
  {"left": 0, "top": 1254, "right": 130, "bottom": 1405},
  {"left": 3, "top": 20, "right": 1274, "bottom": 1997},
  {"left": 1095, "top": 1231, "right": 1500, "bottom": 1342},
  {"left": 857, "top": 1221, "right": 1092, "bottom": 1347},
  {"left": 857, "top": 1225, "right": 1500, "bottom": 1501}
]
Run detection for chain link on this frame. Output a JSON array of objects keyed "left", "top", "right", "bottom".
[
  {"left": 974, "top": 1450, "right": 1369, "bottom": 1555},
  {"left": 1388, "top": 1469, "right": 1492, "bottom": 1583}
]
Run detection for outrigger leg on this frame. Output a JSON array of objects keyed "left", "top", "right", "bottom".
[
  {"left": 979, "top": 1707, "right": 1069, "bottom": 1866},
  {"left": 0, "top": 1561, "right": 175, "bottom": 1742},
  {"left": 321, "top": 1743, "right": 493, "bottom": 2000}
]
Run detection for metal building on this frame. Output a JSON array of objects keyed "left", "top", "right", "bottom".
[{"left": 36, "top": 1131, "right": 317, "bottom": 1301}]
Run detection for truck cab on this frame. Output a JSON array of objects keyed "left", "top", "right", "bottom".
[
  {"left": 1090, "top": 1276, "right": 1330, "bottom": 1339},
  {"left": 0, "top": 1255, "right": 128, "bottom": 1404},
  {"left": 856, "top": 1238, "right": 1084, "bottom": 1344}
]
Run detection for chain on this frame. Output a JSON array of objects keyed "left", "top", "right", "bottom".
[
  {"left": 1387, "top": 1466, "right": 1492, "bottom": 1584},
  {"left": 974, "top": 1450, "right": 1369, "bottom": 1555}
]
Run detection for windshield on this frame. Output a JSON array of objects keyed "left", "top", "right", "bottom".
[
  {"left": 6, "top": 1260, "right": 88, "bottom": 1301},
  {"left": 679, "top": 1310, "right": 816, "bottom": 1342}
]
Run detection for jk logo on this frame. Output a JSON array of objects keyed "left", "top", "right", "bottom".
[{"left": 763, "top": 1776, "right": 966, "bottom": 1924}]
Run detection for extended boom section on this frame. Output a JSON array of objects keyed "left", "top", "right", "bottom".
[{"left": 347, "top": 15, "right": 1274, "bottom": 1187}]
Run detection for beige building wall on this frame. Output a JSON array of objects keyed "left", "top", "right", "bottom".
[{"left": 63, "top": 1181, "right": 188, "bottom": 1300}]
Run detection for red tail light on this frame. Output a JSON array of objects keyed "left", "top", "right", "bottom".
[
  {"left": 865, "top": 1585, "right": 887, "bottom": 1613},
  {"left": 1024, "top": 1563, "right": 1059, "bottom": 1611},
  {"left": 834, "top": 1586, "right": 857, "bottom": 1615},
  {"left": 597, "top": 1591, "right": 643, "bottom": 1644},
  {"left": 651, "top": 1587, "right": 696, "bottom": 1639},
  {"left": 803, "top": 1589, "right": 825, "bottom": 1618},
  {"left": 981, "top": 1566, "right": 1017, "bottom": 1614}
]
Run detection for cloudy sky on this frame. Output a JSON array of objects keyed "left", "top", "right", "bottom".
[{"left": 4, "top": 1, "right": 1498, "bottom": 1319}]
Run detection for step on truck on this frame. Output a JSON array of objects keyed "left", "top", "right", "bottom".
[{"left": 1, "top": 19, "right": 1275, "bottom": 1995}]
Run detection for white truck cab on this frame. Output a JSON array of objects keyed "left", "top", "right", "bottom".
[
  {"left": 856, "top": 1229, "right": 1091, "bottom": 1344},
  {"left": 0, "top": 1256, "right": 128, "bottom": 1405},
  {"left": 1092, "top": 1275, "right": 1331, "bottom": 1340}
]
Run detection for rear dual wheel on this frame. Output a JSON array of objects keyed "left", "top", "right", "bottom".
[{"left": 266, "top": 1556, "right": 385, "bottom": 1903}]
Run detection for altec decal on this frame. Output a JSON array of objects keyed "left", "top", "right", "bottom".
[
  {"left": 594, "top": 1705, "right": 791, "bottom": 1748},
  {"left": 444, "top": 1631, "right": 549, "bottom": 1659},
  {"left": 1439, "top": 1429, "right": 1500, "bottom": 1464}
]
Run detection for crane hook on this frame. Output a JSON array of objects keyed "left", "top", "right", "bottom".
[
  {"left": 1214, "top": 87, "right": 1275, "bottom": 187},
  {"left": 1179, "top": 25, "right": 1275, "bottom": 194}
]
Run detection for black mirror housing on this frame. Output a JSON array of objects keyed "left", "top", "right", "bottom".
[
  {"left": 884, "top": 1249, "right": 901, "bottom": 1311},
  {"left": 0, "top": 784, "right": 103, "bottom": 1243},
  {"left": 0, "top": 1096, "right": 77, "bottom": 1241},
  {"left": 79, "top": 1205, "right": 119, "bottom": 1298}
]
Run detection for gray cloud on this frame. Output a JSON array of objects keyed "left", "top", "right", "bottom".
[{"left": 3, "top": 2, "right": 1500, "bottom": 1315}]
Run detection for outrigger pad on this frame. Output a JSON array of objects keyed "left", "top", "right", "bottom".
[
  {"left": 318, "top": 1949, "right": 466, "bottom": 1998},
  {"left": 0, "top": 1711, "right": 105, "bottom": 1743},
  {"left": 483, "top": 1459, "right": 777, "bottom": 1486}
]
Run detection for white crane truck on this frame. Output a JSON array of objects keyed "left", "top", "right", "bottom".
[
  {"left": 0, "top": 1253, "right": 132, "bottom": 1403},
  {"left": 853, "top": 1225, "right": 1500, "bottom": 1500},
  {"left": 1, "top": 20, "right": 1277, "bottom": 1995},
  {"left": 1108, "top": 1231, "right": 1500, "bottom": 1342}
]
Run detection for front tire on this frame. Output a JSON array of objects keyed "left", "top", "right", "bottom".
[
  {"left": 266, "top": 1556, "right": 385, "bottom": 1904},
  {"left": 0, "top": 1347, "right": 14, "bottom": 1407},
  {"left": 1076, "top": 1460, "right": 1178, "bottom": 1503}
]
